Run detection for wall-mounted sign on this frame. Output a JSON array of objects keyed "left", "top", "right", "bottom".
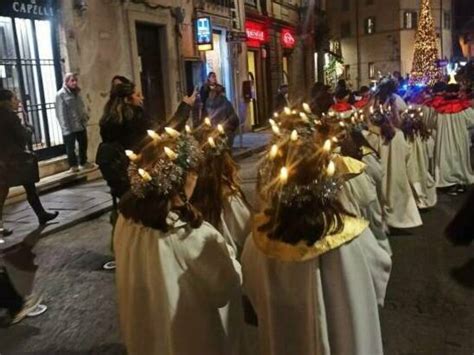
[
  {"left": 195, "top": 16, "right": 213, "bottom": 51},
  {"left": 226, "top": 31, "right": 247, "bottom": 43},
  {"left": 0, "top": 0, "right": 56, "bottom": 19},
  {"left": 245, "top": 20, "right": 267, "bottom": 48},
  {"left": 281, "top": 29, "right": 296, "bottom": 49}
]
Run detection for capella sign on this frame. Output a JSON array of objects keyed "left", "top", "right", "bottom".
[{"left": 1, "top": 0, "right": 55, "bottom": 18}]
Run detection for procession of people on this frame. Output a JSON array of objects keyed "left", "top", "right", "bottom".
[{"left": 1, "top": 70, "right": 474, "bottom": 354}]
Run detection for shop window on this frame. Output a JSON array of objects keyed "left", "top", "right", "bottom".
[
  {"left": 0, "top": 15, "right": 64, "bottom": 160},
  {"left": 444, "top": 11, "right": 451, "bottom": 30},
  {"left": 341, "top": 22, "right": 351, "bottom": 38},
  {"left": 368, "top": 62, "right": 375, "bottom": 79},
  {"left": 404, "top": 11, "right": 418, "bottom": 29},
  {"left": 364, "top": 17, "right": 376, "bottom": 35}
]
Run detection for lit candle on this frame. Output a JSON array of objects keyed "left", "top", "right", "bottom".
[
  {"left": 208, "top": 137, "right": 216, "bottom": 148},
  {"left": 409, "top": 104, "right": 413, "bottom": 110},
  {"left": 299, "top": 112, "right": 309, "bottom": 123},
  {"left": 272, "top": 125, "right": 281, "bottom": 135},
  {"left": 284, "top": 107, "right": 291, "bottom": 115},
  {"left": 370, "top": 106, "right": 374, "bottom": 114},
  {"left": 164, "top": 147, "right": 178, "bottom": 160},
  {"left": 420, "top": 111, "right": 424, "bottom": 117},
  {"left": 326, "top": 160, "right": 336, "bottom": 177},
  {"left": 125, "top": 150, "right": 138, "bottom": 161},
  {"left": 280, "top": 167, "right": 289, "bottom": 184},
  {"left": 138, "top": 168, "right": 152, "bottom": 182},
  {"left": 217, "top": 124, "right": 225, "bottom": 134},
  {"left": 204, "top": 117, "right": 211, "bottom": 126},
  {"left": 339, "top": 121, "right": 345, "bottom": 127},
  {"left": 314, "top": 119, "right": 321, "bottom": 125},
  {"left": 323, "top": 139, "right": 332, "bottom": 152},
  {"left": 269, "top": 144, "right": 278, "bottom": 159},
  {"left": 185, "top": 125, "right": 192, "bottom": 134},
  {"left": 269, "top": 118, "right": 276, "bottom": 127},
  {"left": 291, "top": 109, "right": 298, "bottom": 115},
  {"left": 302, "top": 102, "right": 311, "bottom": 113},
  {"left": 332, "top": 136, "right": 339, "bottom": 143},
  {"left": 273, "top": 112, "right": 279, "bottom": 118},
  {"left": 147, "top": 130, "right": 160, "bottom": 141},
  {"left": 290, "top": 130, "right": 298, "bottom": 141},
  {"left": 164, "top": 127, "right": 180, "bottom": 138}
]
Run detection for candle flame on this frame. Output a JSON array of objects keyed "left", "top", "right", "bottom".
[
  {"left": 125, "top": 150, "right": 138, "bottom": 161},
  {"left": 204, "top": 117, "right": 211, "bottom": 126},
  {"left": 269, "top": 144, "right": 278, "bottom": 159},
  {"left": 217, "top": 124, "right": 225, "bottom": 134},
  {"left": 280, "top": 167, "right": 289, "bottom": 184},
  {"left": 323, "top": 139, "right": 332, "bottom": 152},
  {"left": 290, "top": 130, "right": 298, "bottom": 141},
  {"left": 272, "top": 125, "right": 281, "bottom": 135},
  {"left": 208, "top": 137, "right": 216, "bottom": 148},
  {"left": 299, "top": 112, "right": 309, "bottom": 123},
  {"left": 164, "top": 147, "right": 178, "bottom": 160},
  {"left": 147, "top": 130, "right": 160, "bottom": 140},
  {"left": 302, "top": 102, "right": 311, "bottom": 113},
  {"left": 138, "top": 168, "right": 152, "bottom": 182},
  {"left": 326, "top": 160, "right": 336, "bottom": 177},
  {"left": 283, "top": 107, "right": 291, "bottom": 115},
  {"left": 185, "top": 125, "right": 192, "bottom": 134},
  {"left": 164, "top": 127, "right": 180, "bottom": 138}
]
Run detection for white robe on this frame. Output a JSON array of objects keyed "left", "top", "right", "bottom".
[
  {"left": 406, "top": 135, "right": 437, "bottom": 209},
  {"left": 364, "top": 129, "right": 423, "bottom": 228},
  {"left": 429, "top": 108, "right": 474, "bottom": 187},
  {"left": 340, "top": 172, "right": 392, "bottom": 255},
  {"left": 220, "top": 193, "right": 252, "bottom": 256},
  {"left": 114, "top": 213, "right": 242, "bottom": 355},
  {"left": 242, "top": 226, "right": 392, "bottom": 355}
]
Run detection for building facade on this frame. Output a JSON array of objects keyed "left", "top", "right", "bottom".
[{"left": 326, "top": 0, "right": 453, "bottom": 89}]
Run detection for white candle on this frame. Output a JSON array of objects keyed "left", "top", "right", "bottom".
[
  {"left": 217, "top": 124, "right": 225, "bottom": 134},
  {"left": 138, "top": 168, "right": 152, "bottom": 182},
  {"left": 272, "top": 125, "right": 281, "bottom": 135},
  {"left": 280, "top": 167, "right": 289, "bottom": 184},
  {"left": 284, "top": 107, "right": 291, "bottom": 115},
  {"left": 125, "top": 150, "right": 138, "bottom": 161},
  {"left": 269, "top": 144, "right": 278, "bottom": 159},
  {"left": 326, "top": 160, "right": 336, "bottom": 177},
  {"left": 185, "top": 125, "right": 192, "bottom": 134},
  {"left": 208, "top": 137, "right": 216, "bottom": 148},
  {"left": 290, "top": 130, "right": 298, "bottom": 141},
  {"left": 323, "top": 139, "right": 332, "bottom": 152},
  {"left": 164, "top": 147, "right": 178, "bottom": 160},
  {"left": 204, "top": 117, "right": 211, "bottom": 126},
  {"left": 164, "top": 127, "right": 180, "bottom": 138},
  {"left": 147, "top": 130, "right": 160, "bottom": 140},
  {"left": 299, "top": 112, "right": 309, "bottom": 123},
  {"left": 302, "top": 102, "right": 311, "bottom": 113}
]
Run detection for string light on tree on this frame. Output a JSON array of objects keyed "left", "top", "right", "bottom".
[{"left": 409, "top": 0, "right": 442, "bottom": 85}]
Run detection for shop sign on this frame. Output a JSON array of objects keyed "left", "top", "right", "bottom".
[
  {"left": 195, "top": 16, "right": 213, "bottom": 51},
  {"left": 281, "top": 29, "right": 296, "bottom": 49},
  {"left": 0, "top": 0, "right": 56, "bottom": 19},
  {"left": 245, "top": 20, "right": 267, "bottom": 47},
  {"left": 226, "top": 31, "right": 247, "bottom": 43}
]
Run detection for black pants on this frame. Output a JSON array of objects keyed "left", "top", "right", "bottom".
[
  {"left": 63, "top": 130, "right": 88, "bottom": 167},
  {"left": 0, "top": 183, "right": 46, "bottom": 221}
]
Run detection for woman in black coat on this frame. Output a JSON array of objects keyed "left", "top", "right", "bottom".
[{"left": 0, "top": 90, "right": 58, "bottom": 237}]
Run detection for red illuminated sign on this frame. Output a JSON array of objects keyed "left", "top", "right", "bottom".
[
  {"left": 245, "top": 20, "right": 267, "bottom": 47},
  {"left": 281, "top": 29, "right": 296, "bottom": 49}
]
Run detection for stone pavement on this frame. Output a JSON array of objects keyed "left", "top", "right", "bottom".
[{"left": 0, "top": 131, "right": 271, "bottom": 252}]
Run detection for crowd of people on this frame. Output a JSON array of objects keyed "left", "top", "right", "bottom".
[{"left": 1, "top": 69, "right": 474, "bottom": 354}]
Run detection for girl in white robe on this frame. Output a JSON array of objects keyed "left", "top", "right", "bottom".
[
  {"left": 427, "top": 85, "right": 474, "bottom": 191},
  {"left": 114, "top": 133, "right": 242, "bottom": 355},
  {"left": 242, "top": 117, "right": 391, "bottom": 355},
  {"left": 400, "top": 108, "right": 437, "bottom": 209},
  {"left": 364, "top": 109, "right": 423, "bottom": 228},
  {"left": 191, "top": 124, "right": 251, "bottom": 354}
]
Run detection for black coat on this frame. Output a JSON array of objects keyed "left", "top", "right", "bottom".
[{"left": 0, "top": 107, "right": 31, "bottom": 184}]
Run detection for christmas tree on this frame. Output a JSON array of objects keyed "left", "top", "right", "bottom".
[{"left": 409, "top": 0, "right": 442, "bottom": 85}]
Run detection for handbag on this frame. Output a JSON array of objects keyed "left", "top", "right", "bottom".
[{"left": 5, "top": 151, "right": 40, "bottom": 187}]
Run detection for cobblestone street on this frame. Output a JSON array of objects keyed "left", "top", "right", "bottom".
[{"left": 0, "top": 154, "right": 473, "bottom": 354}]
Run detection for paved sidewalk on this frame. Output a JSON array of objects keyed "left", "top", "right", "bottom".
[{"left": 0, "top": 131, "right": 271, "bottom": 252}]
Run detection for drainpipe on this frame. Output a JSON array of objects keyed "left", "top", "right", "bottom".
[{"left": 355, "top": 0, "right": 361, "bottom": 88}]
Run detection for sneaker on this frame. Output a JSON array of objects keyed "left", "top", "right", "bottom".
[
  {"left": 79, "top": 162, "right": 96, "bottom": 170},
  {"left": 27, "top": 304, "right": 48, "bottom": 318},
  {"left": 38, "top": 211, "right": 59, "bottom": 225},
  {"left": 11, "top": 295, "right": 44, "bottom": 325},
  {"left": 0, "top": 227, "right": 13, "bottom": 237},
  {"left": 103, "top": 261, "right": 116, "bottom": 270},
  {"left": 69, "top": 166, "right": 79, "bottom": 173}
]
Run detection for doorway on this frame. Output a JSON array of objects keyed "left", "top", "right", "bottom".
[
  {"left": 136, "top": 23, "right": 166, "bottom": 123},
  {"left": 247, "top": 49, "right": 268, "bottom": 127}
]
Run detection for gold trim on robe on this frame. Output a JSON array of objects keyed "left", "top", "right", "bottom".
[{"left": 253, "top": 214, "right": 369, "bottom": 262}]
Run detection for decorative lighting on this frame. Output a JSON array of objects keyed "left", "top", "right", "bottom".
[
  {"left": 164, "top": 127, "right": 180, "bottom": 138},
  {"left": 125, "top": 150, "right": 138, "bottom": 161},
  {"left": 204, "top": 117, "right": 211, "bottom": 126},
  {"left": 290, "top": 130, "right": 298, "bottom": 141},
  {"left": 323, "top": 139, "right": 332, "bottom": 152},
  {"left": 283, "top": 107, "right": 291, "bottom": 115},
  {"left": 272, "top": 125, "right": 281, "bottom": 135},
  {"left": 208, "top": 137, "right": 216, "bottom": 148},
  {"left": 185, "top": 125, "right": 192, "bottom": 134},
  {"left": 138, "top": 168, "right": 152, "bottom": 182},
  {"left": 217, "top": 124, "right": 225, "bottom": 134},
  {"left": 164, "top": 147, "right": 178, "bottom": 160},
  {"left": 147, "top": 130, "right": 160, "bottom": 140},
  {"left": 326, "top": 160, "right": 336, "bottom": 177},
  {"left": 299, "top": 112, "right": 309, "bottom": 123},
  {"left": 280, "top": 167, "right": 289, "bottom": 184},
  {"left": 302, "top": 102, "right": 311, "bottom": 113},
  {"left": 269, "top": 144, "right": 279, "bottom": 159}
]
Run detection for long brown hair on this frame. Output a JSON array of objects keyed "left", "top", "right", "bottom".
[
  {"left": 190, "top": 125, "right": 245, "bottom": 228},
  {"left": 119, "top": 136, "right": 203, "bottom": 232}
]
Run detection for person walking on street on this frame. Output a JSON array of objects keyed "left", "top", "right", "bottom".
[
  {"left": 0, "top": 89, "right": 58, "bottom": 236},
  {"left": 200, "top": 72, "right": 218, "bottom": 119},
  {"left": 55, "top": 73, "right": 93, "bottom": 172}
]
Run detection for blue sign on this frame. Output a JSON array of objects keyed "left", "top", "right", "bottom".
[{"left": 195, "top": 17, "right": 213, "bottom": 46}]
